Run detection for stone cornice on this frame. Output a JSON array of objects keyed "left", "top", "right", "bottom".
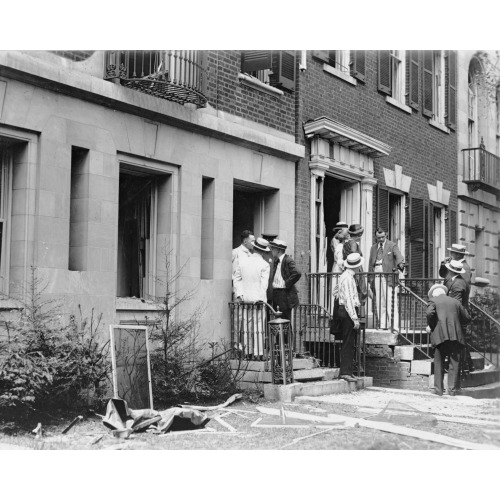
[
  {"left": 304, "top": 116, "right": 392, "bottom": 158},
  {"left": 0, "top": 52, "right": 304, "bottom": 162}
]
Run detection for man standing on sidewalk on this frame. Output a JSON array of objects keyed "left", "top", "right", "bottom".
[
  {"left": 427, "top": 284, "right": 470, "bottom": 396},
  {"left": 335, "top": 253, "right": 363, "bottom": 383},
  {"left": 368, "top": 228, "right": 405, "bottom": 331}
]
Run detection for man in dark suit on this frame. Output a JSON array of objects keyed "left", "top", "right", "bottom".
[
  {"left": 444, "top": 259, "right": 470, "bottom": 309},
  {"left": 439, "top": 243, "right": 472, "bottom": 288},
  {"left": 426, "top": 284, "right": 470, "bottom": 396},
  {"left": 269, "top": 239, "right": 301, "bottom": 321},
  {"left": 262, "top": 233, "right": 278, "bottom": 303},
  {"left": 368, "top": 228, "right": 405, "bottom": 331}
]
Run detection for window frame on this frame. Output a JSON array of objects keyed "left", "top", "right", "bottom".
[
  {"left": 0, "top": 146, "right": 13, "bottom": 295},
  {"left": 433, "top": 51, "right": 446, "bottom": 125}
]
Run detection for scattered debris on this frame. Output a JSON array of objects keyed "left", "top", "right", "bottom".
[
  {"left": 62, "top": 415, "right": 84, "bottom": 434},
  {"left": 178, "top": 394, "right": 242, "bottom": 411},
  {"left": 91, "top": 435, "right": 104, "bottom": 445},
  {"left": 282, "top": 426, "right": 350, "bottom": 448},
  {"left": 32, "top": 423, "right": 42, "bottom": 439},
  {"left": 256, "top": 406, "right": 349, "bottom": 426},
  {"left": 365, "top": 400, "right": 438, "bottom": 427},
  {"left": 251, "top": 416, "right": 311, "bottom": 429},
  {"left": 213, "top": 415, "right": 237, "bottom": 433}
]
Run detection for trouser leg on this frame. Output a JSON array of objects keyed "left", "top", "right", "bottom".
[
  {"left": 433, "top": 344, "right": 445, "bottom": 395},
  {"left": 339, "top": 307, "right": 355, "bottom": 376},
  {"left": 387, "top": 285, "right": 399, "bottom": 331},
  {"left": 447, "top": 342, "right": 462, "bottom": 392}
]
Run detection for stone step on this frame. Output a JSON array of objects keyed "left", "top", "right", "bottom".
[
  {"left": 263, "top": 377, "right": 373, "bottom": 402},
  {"left": 394, "top": 344, "right": 433, "bottom": 361},
  {"left": 411, "top": 356, "right": 490, "bottom": 376},
  {"left": 470, "top": 353, "right": 485, "bottom": 371},
  {"left": 238, "top": 367, "right": 339, "bottom": 385},
  {"left": 461, "top": 368, "right": 500, "bottom": 388},
  {"left": 229, "top": 357, "right": 321, "bottom": 372},
  {"left": 460, "top": 381, "right": 500, "bottom": 399}
]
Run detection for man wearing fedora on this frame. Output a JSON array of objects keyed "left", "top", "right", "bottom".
[
  {"left": 439, "top": 243, "right": 471, "bottom": 288},
  {"left": 331, "top": 221, "right": 349, "bottom": 272},
  {"left": 234, "top": 237, "right": 271, "bottom": 359},
  {"left": 368, "top": 227, "right": 405, "bottom": 331},
  {"left": 262, "top": 232, "right": 278, "bottom": 303},
  {"left": 427, "top": 284, "right": 470, "bottom": 396},
  {"left": 269, "top": 239, "right": 301, "bottom": 322},
  {"left": 443, "top": 259, "right": 469, "bottom": 309},
  {"left": 335, "top": 252, "right": 364, "bottom": 383}
]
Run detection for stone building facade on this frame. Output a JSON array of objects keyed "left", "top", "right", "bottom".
[
  {"left": 456, "top": 50, "right": 499, "bottom": 288},
  {"left": 0, "top": 50, "right": 303, "bottom": 343}
]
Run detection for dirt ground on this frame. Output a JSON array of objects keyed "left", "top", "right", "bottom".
[{"left": 1, "top": 387, "right": 499, "bottom": 450}]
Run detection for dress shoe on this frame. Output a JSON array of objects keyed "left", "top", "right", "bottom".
[
  {"left": 429, "top": 388, "right": 443, "bottom": 396},
  {"left": 447, "top": 389, "right": 456, "bottom": 397}
]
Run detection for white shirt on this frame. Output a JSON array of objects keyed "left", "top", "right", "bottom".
[
  {"left": 272, "top": 254, "right": 286, "bottom": 289},
  {"left": 234, "top": 254, "right": 270, "bottom": 302},
  {"left": 338, "top": 268, "right": 361, "bottom": 321}
]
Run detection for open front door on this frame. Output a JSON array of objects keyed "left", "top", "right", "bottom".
[{"left": 340, "top": 182, "right": 361, "bottom": 227}]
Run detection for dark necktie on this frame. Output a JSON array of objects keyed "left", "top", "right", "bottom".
[{"left": 376, "top": 244, "right": 383, "bottom": 261}]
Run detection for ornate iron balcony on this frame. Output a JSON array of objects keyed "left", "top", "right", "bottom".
[
  {"left": 104, "top": 51, "right": 208, "bottom": 108},
  {"left": 462, "top": 139, "right": 500, "bottom": 196}
]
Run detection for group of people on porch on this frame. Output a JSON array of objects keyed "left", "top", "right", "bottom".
[
  {"left": 232, "top": 230, "right": 301, "bottom": 360},
  {"left": 231, "top": 223, "right": 474, "bottom": 395}
]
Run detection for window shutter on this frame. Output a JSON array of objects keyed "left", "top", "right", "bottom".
[
  {"left": 378, "top": 51, "right": 392, "bottom": 95},
  {"left": 410, "top": 197, "right": 425, "bottom": 278},
  {"left": 446, "top": 50, "right": 457, "bottom": 130},
  {"left": 426, "top": 203, "right": 434, "bottom": 278},
  {"left": 422, "top": 51, "right": 434, "bottom": 118},
  {"left": 450, "top": 209, "right": 457, "bottom": 245},
  {"left": 241, "top": 51, "right": 272, "bottom": 73},
  {"left": 408, "top": 50, "right": 420, "bottom": 110},
  {"left": 377, "top": 186, "right": 390, "bottom": 234},
  {"left": 275, "top": 50, "right": 296, "bottom": 91},
  {"left": 312, "top": 50, "right": 330, "bottom": 63},
  {"left": 351, "top": 51, "right": 366, "bottom": 82}
]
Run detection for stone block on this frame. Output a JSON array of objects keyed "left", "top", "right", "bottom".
[
  {"left": 394, "top": 345, "right": 430, "bottom": 361},
  {"left": 365, "top": 330, "right": 399, "bottom": 345},
  {"left": 411, "top": 359, "right": 433, "bottom": 375},
  {"left": 292, "top": 358, "right": 320, "bottom": 370},
  {"left": 365, "top": 344, "right": 393, "bottom": 358},
  {"left": 293, "top": 368, "right": 332, "bottom": 381}
]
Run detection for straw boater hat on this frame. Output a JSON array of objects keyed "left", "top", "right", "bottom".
[
  {"left": 428, "top": 283, "right": 448, "bottom": 299},
  {"left": 334, "top": 221, "right": 348, "bottom": 232},
  {"left": 445, "top": 259, "right": 466, "bottom": 274},
  {"left": 344, "top": 253, "right": 364, "bottom": 269},
  {"left": 252, "top": 237, "right": 270, "bottom": 252},
  {"left": 269, "top": 239, "right": 287, "bottom": 250},
  {"left": 447, "top": 243, "right": 470, "bottom": 255},
  {"left": 348, "top": 223, "right": 364, "bottom": 236}
]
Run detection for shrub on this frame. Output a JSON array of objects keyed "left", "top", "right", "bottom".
[
  {"left": 469, "top": 288, "right": 500, "bottom": 354},
  {"left": 0, "top": 268, "right": 110, "bottom": 414}
]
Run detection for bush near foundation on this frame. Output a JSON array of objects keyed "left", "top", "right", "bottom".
[
  {"left": 0, "top": 269, "right": 110, "bottom": 416},
  {"left": 469, "top": 288, "right": 500, "bottom": 353}
]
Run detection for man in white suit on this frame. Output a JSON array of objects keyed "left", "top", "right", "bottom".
[{"left": 234, "top": 237, "right": 271, "bottom": 359}]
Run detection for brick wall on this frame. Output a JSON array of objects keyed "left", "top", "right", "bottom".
[
  {"left": 294, "top": 51, "right": 458, "bottom": 293},
  {"left": 365, "top": 356, "right": 429, "bottom": 391},
  {"left": 205, "top": 51, "right": 296, "bottom": 136}
]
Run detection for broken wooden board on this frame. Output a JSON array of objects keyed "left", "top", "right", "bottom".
[
  {"left": 178, "top": 394, "right": 242, "bottom": 411},
  {"left": 256, "top": 406, "right": 499, "bottom": 450},
  {"left": 213, "top": 415, "right": 237, "bottom": 433}
]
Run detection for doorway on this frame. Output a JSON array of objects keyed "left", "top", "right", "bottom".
[{"left": 323, "top": 176, "right": 360, "bottom": 271}]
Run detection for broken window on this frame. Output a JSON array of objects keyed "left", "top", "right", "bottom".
[{"left": 117, "top": 170, "right": 158, "bottom": 299}]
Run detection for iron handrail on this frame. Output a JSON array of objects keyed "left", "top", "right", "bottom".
[{"left": 469, "top": 301, "right": 500, "bottom": 327}]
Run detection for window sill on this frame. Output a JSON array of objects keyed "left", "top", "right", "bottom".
[
  {"left": 0, "top": 297, "right": 23, "bottom": 310},
  {"left": 429, "top": 119, "right": 450, "bottom": 134},
  {"left": 322, "top": 64, "right": 357, "bottom": 86},
  {"left": 386, "top": 96, "right": 412, "bottom": 114},
  {"left": 238, "top": 73, "right": 284, "bottom": 97},
  {"left": 116, "top": 297, "right": 166, "bottom": 311}
]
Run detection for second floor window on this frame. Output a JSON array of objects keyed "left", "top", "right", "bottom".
[{"left": 240, "top": 51, "right": 296, "bottom": 91}]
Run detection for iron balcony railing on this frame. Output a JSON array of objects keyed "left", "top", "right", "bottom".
[
  {"left": 462, "top": 142, "right": 500, "bottom": 195},
  {"left": 229, "top": 301, "right": 365, "bottom": 375},
  {"left": 104, "top": 50, "right": 208, "bottom": 107}
]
